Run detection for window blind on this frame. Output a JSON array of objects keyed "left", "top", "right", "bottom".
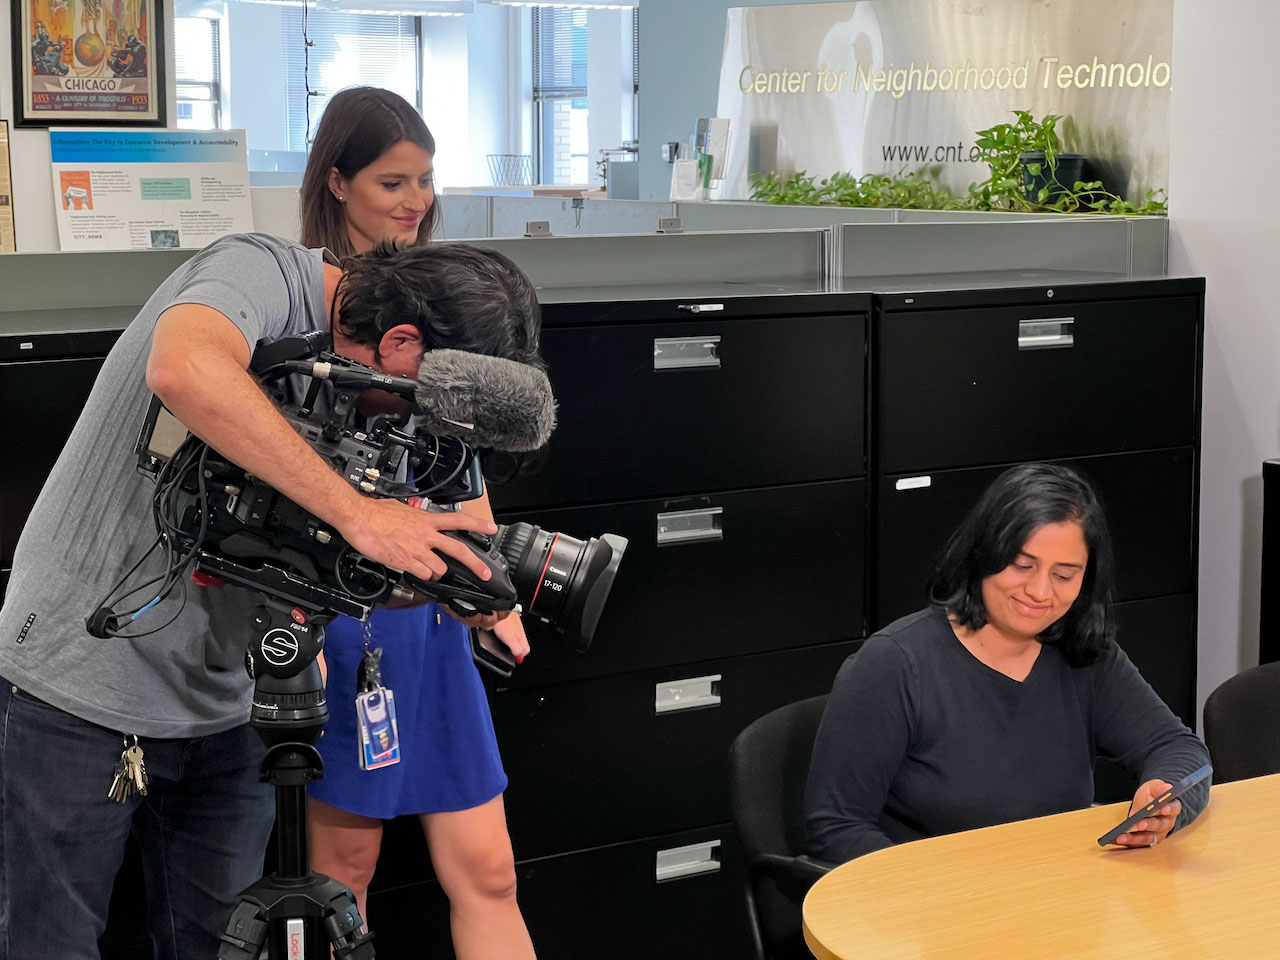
[
  {"left": 532, "top": 8, "right": 588, "bottom": 100},
  {"left": 175, "top": 17, "right": 219, "bottom": 88},
  {"left": 174, "top": 17, "right": 220, "bottom": 127},
  {"left": 281, "top": 9, "right": 418, "bottom": 152}
]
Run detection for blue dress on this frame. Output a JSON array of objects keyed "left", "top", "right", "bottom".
[{"left": 310, "top": 605, "right": 508, "bottom": 819}]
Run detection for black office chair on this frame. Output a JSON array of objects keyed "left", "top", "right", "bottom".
[
  {"left": 728, "top": 694, "right": 836, "bottom": 960},
  {"left": 1203, "top": 662, "right": 1280, "bottom": 783}
]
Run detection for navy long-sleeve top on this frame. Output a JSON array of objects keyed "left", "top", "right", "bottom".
[{"left": 805, "top": 608, "right": 1211, "bottom": 864}]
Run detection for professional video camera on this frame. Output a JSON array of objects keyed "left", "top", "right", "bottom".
[{"left": 95, "top": 328, "right": 626, "bottom": 654}]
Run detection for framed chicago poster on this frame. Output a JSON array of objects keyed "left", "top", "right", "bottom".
[{"left": 11, "top": 0, "right": 166, "bottom": 127}]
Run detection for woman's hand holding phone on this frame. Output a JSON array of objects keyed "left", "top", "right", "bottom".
[
  {"left": 1098, "top": 764, "right": 1212, "bottom": 847},
  {"left": 1112, "top": 779, "right": 1182, "bottom": 847}
]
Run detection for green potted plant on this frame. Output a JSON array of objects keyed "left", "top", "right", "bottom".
[
  {"left": 970, "top": 110, "right": 1167, "bottom": 214},
  {"left": 970, "top": 110, "right": 1086, "bottom": 209}
]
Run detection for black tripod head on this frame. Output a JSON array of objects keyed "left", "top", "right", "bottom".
[{"left": 245, "top": 596, "right": 332, "bottom": 748}]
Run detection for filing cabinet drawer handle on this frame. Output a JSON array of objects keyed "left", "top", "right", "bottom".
[
  {"left": 655, "top": 840, "right": 722, "bottom": 882},
  {"left": 655, "top": 674, "right": 722, "bottom": 714},
  {"left": 656, "top": 507, "right": 723, "bottom": 546},
  {"left": 653, "top": 335, "right": 721, "bottom": 371},
  {"left": 1017, "top": 317, "right": 1075, "bottom": 350}
]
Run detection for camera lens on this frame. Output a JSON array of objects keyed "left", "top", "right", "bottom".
[{"left": 494, "top": 522, "right": 627, "bottom": 652}]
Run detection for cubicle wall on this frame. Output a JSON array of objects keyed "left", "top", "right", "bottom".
[
  {"left": 245, "top": 186, "right": 1169, "bottom": 268},
  {"left": 473, "top": 228, "right": 828, "bottom": 295},
  {"left": 673, "top": 199, "right": 895, "bottom": 230},
  {"left": 842, "top": 218, "right": 1139, "bottom": 282}
]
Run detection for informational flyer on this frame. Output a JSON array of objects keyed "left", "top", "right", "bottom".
[
  {"left": 0, "top": 122, "right": 15, "bottom": 252},
  {"left": 49, "top": 128, "right": 252, "bottom": 250}
]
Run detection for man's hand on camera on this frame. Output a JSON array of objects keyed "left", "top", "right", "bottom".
[{"left": 340, "top": 499, "right": 498, "bottom": 584}]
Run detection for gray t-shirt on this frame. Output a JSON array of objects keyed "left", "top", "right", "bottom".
[{"left": 0, "top": 233, "right": 336, "bottom": 738}]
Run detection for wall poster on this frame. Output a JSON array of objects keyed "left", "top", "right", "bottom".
[
  {"left": 12, "top": 0, "right": 165, "bottom": 127},
  {"left": 0, "top": 122, "right": 15, "bottom": 252},
  {"left": 50, "top": 128, "right": 252, "bottom": 250},
  {"left": 715, "top": 0, "right": 1172, "bottom": 201}
]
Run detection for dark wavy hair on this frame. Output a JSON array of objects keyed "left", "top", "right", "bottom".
[
  {"left": 335, "top": 241, "right": 543, "bottom": 369},
  {"left": 300, "top": 86, "right": 439, "bottom": 259},
  {"left": 925, "top": 462, "right": 1116, "bottom": 666}
]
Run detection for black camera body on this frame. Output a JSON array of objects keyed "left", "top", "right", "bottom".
[{"left": 127, "top": 332, "right": 625, "bottom": 651}]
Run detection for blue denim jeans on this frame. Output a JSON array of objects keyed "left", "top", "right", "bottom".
[{"left": 0, "top": 678, "right": 274, "bottom": 960}]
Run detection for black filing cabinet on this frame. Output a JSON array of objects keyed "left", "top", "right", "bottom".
[
  {"left": 0, "top": 326, "right": 154, "bottom": 960},
  {"left": 872, "top": 279, "right": 1205, "bottom": 729},
  {"left": 0, "top": 330, "right": 122, "bottom": 583},
  {"left": 365, "top": 293, "right": 872, "bottom": 959}
]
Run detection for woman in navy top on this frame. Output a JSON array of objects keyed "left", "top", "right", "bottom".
[{"left": 805, "top": 462, "right": 1210, "bottom": 864}]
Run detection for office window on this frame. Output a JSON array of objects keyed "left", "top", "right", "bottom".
[
  {"left": 632, "top": 7, "right": 639, "bottom": 137},
  {"left": 533, "top": 8, "right": 588, "bottom": 184},
  {"left": 175, "top": 17, "right": 222, "bottom": 129},
  {"left": 281, "top": 10, "right": 420, "bottom": 152},
  {"left": 532, "top": 8, "right": 639, "bottom": 185}
]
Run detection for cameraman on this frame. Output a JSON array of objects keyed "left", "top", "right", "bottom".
[{"left": 0, "top": 234, "right": 541, "bottom": 959}]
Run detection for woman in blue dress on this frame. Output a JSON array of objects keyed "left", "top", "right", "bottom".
[{"left": 300, "top": 87, "right": 536, "bottom": 958}]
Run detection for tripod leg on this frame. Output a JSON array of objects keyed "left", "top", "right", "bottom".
[
  {"left": 317, "top": 878, "right": 376, "bottom": 960},
  {"left": 218, "top": 898, "right": 271, "bottom": 960}
]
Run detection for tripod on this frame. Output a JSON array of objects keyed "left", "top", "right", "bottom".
[{"left": 216, "top": 592, "right": 378, "bottom": 960}]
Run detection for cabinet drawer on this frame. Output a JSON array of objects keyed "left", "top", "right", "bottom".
[
  {"left": 496, "top": 479, "right": 866, "bottom": 685},
  {"left": 367, "top": 825, "right": 752, "bottom": 960},
  {"left": 491, "top": 313, "right": 866, "bottom": 509},
  {"left": 1092, "top": 593, "right": 1197, "bottom": 804},
  {"left": 876, "top": 297, "right": 1200, "bottom": 473},
  {"left": 0, "top": 356, "right": 109, "bottom": 565},
  {"left": 1112, "top": 593, "right": 1196, "bottom": 728},
  {"left": 874, "top": 449, "right": 1195, "bottom": 629},
  {"left": 491, "top": 641, "right": 856, "bottom": 859},
  {"left": 0, "top": 328, "right": 122, "bottom": 361}
]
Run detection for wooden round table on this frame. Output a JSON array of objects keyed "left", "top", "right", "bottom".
[{"left": 804, "top": 774, "right": 1278, "bottom": 959}]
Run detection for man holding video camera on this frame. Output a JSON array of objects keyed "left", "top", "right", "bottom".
[{"left": 0, "top": 233, "right": 542, "bottom": 959}]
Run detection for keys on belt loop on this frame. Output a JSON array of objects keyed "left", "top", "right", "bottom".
[{"left": 107, "top": 734, "right": 148, "bottom": 803}]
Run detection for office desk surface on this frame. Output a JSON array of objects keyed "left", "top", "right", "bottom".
[{"left": 803, "top": 773, "right": 1278, "bottom": 959}]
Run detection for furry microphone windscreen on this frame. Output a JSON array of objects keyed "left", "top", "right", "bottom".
[{"left": 414, "top": 349, "right": 558, "bottom": 452}]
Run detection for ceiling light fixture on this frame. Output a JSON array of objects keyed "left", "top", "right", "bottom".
[
  {"left": 228, "top": 0, "right": 470, "bottom": 12},
  {"left": 477, "top": 0, "right": 636, "bottom": 10}
]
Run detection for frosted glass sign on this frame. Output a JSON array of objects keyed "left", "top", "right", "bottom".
[{"left": 715, "top": 0, "right": 1172, "bottom": 201}]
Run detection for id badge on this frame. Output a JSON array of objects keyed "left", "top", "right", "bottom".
[{"left": 356, "top": 686, "right": 401, "bottom": 770}]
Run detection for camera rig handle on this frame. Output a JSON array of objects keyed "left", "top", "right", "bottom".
[{"left": 194, "top": 550, "right": 381, "bottom": 622}]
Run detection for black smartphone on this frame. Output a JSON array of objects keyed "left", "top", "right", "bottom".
[
  {"left": 1096, "top": 763, "right": 1213, "bottom": 846},
  {"left": 470, "top": 628, "right": 517, "bottom": 679}
]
